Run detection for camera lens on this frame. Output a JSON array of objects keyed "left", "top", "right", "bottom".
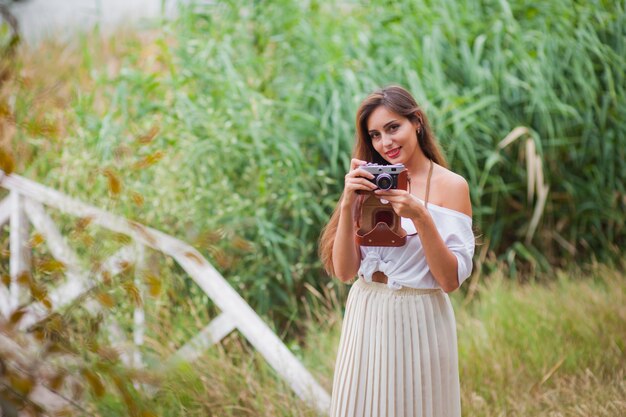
[{"left": 376, "top": 173, "right": 393, "bottom": 190}]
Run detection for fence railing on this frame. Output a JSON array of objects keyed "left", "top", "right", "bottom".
[{"left": 0, "top": 170, "right": 331, "bottom": 414}]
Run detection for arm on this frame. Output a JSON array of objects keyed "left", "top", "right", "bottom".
[
  {"left": 375, "top": 175, "right": 472, "bottom": 292},
  {"left": 411, "top": 211, "right": 461, "bottom": 292},
  {"left": 332, "top": 159, "right": 378, "bottom": 282},
  {"left": 332, "top": 200, "right": 360, "bottom": 282}
]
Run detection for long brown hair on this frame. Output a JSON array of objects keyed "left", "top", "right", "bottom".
[{"left": 318, "top": 85, "right": 447, "bottom": 276}]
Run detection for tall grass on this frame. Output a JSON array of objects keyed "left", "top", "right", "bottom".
[
  {"left": 1, "top": 0, "right": 625, "bottom": 326},
  {"left": 85, "top": 262, "right": 624, "bottom": 416},
  {"left": 456, "top": 263, "right": 626, "bottom": 416}
]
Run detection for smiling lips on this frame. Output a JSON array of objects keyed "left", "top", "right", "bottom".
[{"left": 386, "top": 147, "right": 401, "bottom": 159}]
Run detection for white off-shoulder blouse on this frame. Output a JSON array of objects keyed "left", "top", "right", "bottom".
[{"left": 358, "top": 200, "right": 475, "bottom": 290}]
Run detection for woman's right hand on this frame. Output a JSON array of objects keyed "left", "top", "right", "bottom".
[{"left": 342, "top": 158, "right": 377, "bottom": 208}]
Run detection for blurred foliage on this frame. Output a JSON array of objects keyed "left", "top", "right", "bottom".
[
  {"left": 0, "top": 225, "right": 161, "bottom": 416},
  {"left": 1, "top": 0, "right": 625, "bottom": 329}
]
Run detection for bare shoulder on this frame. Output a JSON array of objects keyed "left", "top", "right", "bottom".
[{"left": 432, "top": 164, "right": 472, "bottom": 217}]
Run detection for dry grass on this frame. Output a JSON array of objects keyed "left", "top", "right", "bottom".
[
  {"left": 94, "top": 263, "right": 625, "bottom": 416},
  {"left": 456, "top": 263, "right": 626, "bottom": 416}
]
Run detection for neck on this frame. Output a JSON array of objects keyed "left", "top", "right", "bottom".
[{"left": 405, "top": 149, "right": 431, "bottom": 178}]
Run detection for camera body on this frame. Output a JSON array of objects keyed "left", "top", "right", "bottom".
[{"left": 360, "top": 163, "right": 407, "bottom": 191}]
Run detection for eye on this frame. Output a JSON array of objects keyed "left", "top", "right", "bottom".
[
  {"left": 388, "top": 124, "right": 399, "bottom": 133},
  {"left": 370, "top": 131, "right": 381, "bottom": 141}
]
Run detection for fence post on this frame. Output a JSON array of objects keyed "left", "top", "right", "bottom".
[
  {"left": 9, "top": 191, "right": 30, "bottom": 315},
  {"left": 133, "top": 242, "right": 146, "bottom": 368}
]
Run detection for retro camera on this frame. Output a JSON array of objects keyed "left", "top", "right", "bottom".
[
  {"left": 360, "top": 163, "right": 406, "bottom": 190},
  {"left": 355, "top": 163, "right": 409, "bottom": 247}
]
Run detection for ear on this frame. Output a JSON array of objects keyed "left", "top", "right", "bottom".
[
  {"left": 411, "top": 113, "right": 424, "bottom": 133},
  {"left": 413, "top": 122, "right": 422, "bottom": 136}
]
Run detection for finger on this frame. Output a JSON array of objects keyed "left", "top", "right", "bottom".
[
  {"left": 346, "top": 170, "right": 375, "bottom": 182},
  {"left": 347, "top": 185, "right": 375, "bottom": 195},
  {"left": 375, "top": 195, "right": 403, "bottom": 203},
  {"left": 350, "top": 158, "right": 368, "bottom": 170},
  {"left": 375, "top": 193, "right": 414, "bottom": 204},
  {"left": 347, "top": 178, "right": 377, "bottom": 190},
  {"left": 374, "top": 189, "right": 407, "bottom": 196},
  {"left": 347, "top": 167, "right": 374, "bottom": 180},
  {"left": 353, "top": 168, "right": 375, "bottom": 179}
]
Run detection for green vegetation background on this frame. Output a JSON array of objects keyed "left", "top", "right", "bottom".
[
  {"left": 1, "top": 0, "right": 625, "bottom": 415},
  {"left": 7, "top": 0, "right": 625, "bottom": 324}
]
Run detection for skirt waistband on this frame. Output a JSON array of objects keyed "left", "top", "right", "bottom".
[{"left": 355, "top": 277, "right": 443, "bottom": 295}]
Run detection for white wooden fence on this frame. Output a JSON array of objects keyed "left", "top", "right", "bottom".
[{"left": 0, "top": 170, "right": 331, "bottom": 415}]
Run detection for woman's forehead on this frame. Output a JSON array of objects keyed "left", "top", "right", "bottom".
[{"left": 367, "top": 106, "right": 404, "bottom": 130}]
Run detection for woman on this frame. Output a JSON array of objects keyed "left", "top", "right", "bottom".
[{"left": 319, "top": 85, "right": 475, "bottom": 417}]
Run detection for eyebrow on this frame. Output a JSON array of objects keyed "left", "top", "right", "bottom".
[{"left": 368, "top": 119, "right": 398, "bottom": 134}]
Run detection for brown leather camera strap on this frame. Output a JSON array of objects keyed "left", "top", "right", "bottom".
[
  {"left": 424, "top": 159, "right": 434, "bottom": 208},
  {"left": 408, "top": 158, "right": 434, "bottom": 208}
]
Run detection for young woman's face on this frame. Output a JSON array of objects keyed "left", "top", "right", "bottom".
[{"left": 367, "top": 105, "right": 419, "bottom": 164}]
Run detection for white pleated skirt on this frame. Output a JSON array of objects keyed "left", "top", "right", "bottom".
[{"left": 330, "top": 278, "right": 461, "bottom": 417}]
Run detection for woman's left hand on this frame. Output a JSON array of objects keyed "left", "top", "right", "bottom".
[{"left": 374, "top": 189, "right": 427, "bottom": 220}]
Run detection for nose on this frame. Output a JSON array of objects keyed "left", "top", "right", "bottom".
[{"left": 381, "top": 133, "right": 394, "bottom": 149}]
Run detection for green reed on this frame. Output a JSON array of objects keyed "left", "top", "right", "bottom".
[{"left": 3, "top": 0, "right": 625, "bottom": 326}]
